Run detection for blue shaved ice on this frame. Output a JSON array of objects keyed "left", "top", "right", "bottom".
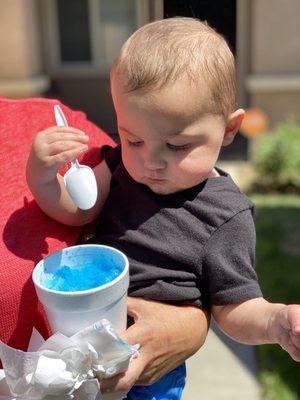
[{"left": 40, "top": 261, "right": 122, "bottom": 292}]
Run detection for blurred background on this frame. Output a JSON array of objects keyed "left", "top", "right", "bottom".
[{"left": 0, "top": 1, "right": 299, "bottom": 399}]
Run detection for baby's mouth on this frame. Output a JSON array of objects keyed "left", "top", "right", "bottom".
[{"left": 145, "top": 176, "right": 166, "bottom": 182}]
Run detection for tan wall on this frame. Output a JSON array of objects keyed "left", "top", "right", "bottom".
[
  {"left": 0, "top": 0, "right": 49, "bottom": 97},
  {"left": 246, "top": 0, "right": 300, "bottom": 126},
  {"left": 251, "top": 0, "right": 300, "bottom": 74},
  {"left": 0, "top": 0, "right": 42, "bottom": 78}
]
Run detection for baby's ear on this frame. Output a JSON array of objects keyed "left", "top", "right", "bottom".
[{"left": 222, "top": 109, "right": 245, "bottom": 146}]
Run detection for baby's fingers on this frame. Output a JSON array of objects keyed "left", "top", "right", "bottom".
[
  {"left": 287, "top": 305, "right": 300, "bottom": 335},
  {"left": 46, "top": 143, "right": 88, "bottom": 167},
  {"left": 280, "top": 331, "right": 300, "bottom": 362},
  {"left": 287, "top": 342, "right": 300, "bottom": 362},
  {"left": 290, "top": 331, "right": 300, "bottom": 353},
  {"left": 33, "top": 127, "right": 88, "bottom": 157},
  {"left": 46, "top": 134, "right": 89, "bottom": 154},
  {"left": 279, "top": 332, "right": 300, "bottom": 361},
  {"left": 34, "top": 127, "right": 87, "bottom": 147},
  {"left": 45, "top": 127, "right": 89, "bottom": 144},
  {"left": 42, "top": 126, "right": 87, "bottom": 137}
]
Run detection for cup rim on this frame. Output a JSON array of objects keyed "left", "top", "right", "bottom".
[{"left": 32, "top": 244, "right": 129, "bottom": 297}]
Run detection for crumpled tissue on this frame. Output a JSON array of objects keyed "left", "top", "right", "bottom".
[{"left": 0, "top": 319, "right": 139, "bottom": 400}]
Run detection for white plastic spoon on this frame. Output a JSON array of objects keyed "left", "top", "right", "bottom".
[{"left": 54, "top": 105, "right": 98, "bottom": 210}]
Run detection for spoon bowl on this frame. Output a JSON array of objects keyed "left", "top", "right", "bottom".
[{"left": 54, "top": 105, "right": 98, "bottom": 210}]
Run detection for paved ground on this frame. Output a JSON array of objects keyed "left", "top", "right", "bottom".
[{"left": 182, "top": 319, "right": 260, "bottom": 400}]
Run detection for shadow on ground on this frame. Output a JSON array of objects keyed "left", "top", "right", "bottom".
[{"left": 211, "top": 319, "right": 258, "bottom": 377}]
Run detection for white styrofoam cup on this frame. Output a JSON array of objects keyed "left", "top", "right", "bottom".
[{"left": 32, "top": 244, "right": 129, "bottom": 336}]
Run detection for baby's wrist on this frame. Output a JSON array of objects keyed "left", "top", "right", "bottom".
[
  {"left": 27, "top": 158, "right": 58, "bottom": 186},
  {"left": 27, "top": 169, "right": 57, "bottom": 188}
]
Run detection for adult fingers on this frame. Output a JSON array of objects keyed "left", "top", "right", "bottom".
[
  {"left": 119, "top": 318, "right": 152, "bottom": 346},
  {"left": 134, "top": 353, "right": 182, "bottom": 386},
  {"left": 126, "top": 297, "right": 152, "bottom": 320},
  {"left": 100, "top": 352, "right": 148, "bottom": 394}
]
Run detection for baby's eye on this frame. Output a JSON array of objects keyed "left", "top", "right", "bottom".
[
  {"left": 128, "top": 139, "right": 143, "bottom": 146},
  {"left": 167, "top": 143, "right": 190, "bottom": 151}
]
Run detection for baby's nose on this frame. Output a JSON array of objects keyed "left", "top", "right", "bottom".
[{"left": 144, "top": 152, "right": 166, "bottom": 170}]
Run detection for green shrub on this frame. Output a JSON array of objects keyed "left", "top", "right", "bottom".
[{"left": 253, "top": 122, "right": 300, "bottom": 193}]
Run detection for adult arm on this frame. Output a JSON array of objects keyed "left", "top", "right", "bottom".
[{"left": 101, "top": 297, "right": 210, "bottom": 393}]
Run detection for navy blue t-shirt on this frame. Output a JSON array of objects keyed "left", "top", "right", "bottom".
[{"left": 86, "top": 145, "right": 262, "bottom": 309}]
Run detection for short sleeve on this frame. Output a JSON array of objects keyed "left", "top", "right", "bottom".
[
  {"left": 202, "top": 209, "right": 263, "bottom": 306},
  {"left": 101, "top": 145, "right": 121, "bottom": 173}
]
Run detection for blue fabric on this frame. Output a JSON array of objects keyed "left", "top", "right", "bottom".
[{"left": 126, "top": 364, "right": 186, "bottom": 400}]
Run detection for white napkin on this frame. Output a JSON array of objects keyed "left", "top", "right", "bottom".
[{"left": 0, "top": 320, "right": 139, "bottom": 400}]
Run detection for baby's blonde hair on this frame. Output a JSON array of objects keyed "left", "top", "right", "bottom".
[{"left": 110, "top": 17, "right": 237, "bottom": 119}]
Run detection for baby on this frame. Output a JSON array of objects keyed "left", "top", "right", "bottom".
[{"left": 27, "top": 17, "right": 300, "bottom": 399}]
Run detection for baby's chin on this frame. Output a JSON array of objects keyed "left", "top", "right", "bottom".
[
  {"left": 144, "top": 181, "right": 183, "bottom": 195},
  {"left": 127, "top": 170, "right": 184, "bottom": 195}
]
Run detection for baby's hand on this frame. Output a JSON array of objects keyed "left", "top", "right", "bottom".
[
  {"left": 28, "top": 126, "right": 89, "bottom": 183},
  {"left": 270, "top": 304, "right": 300, "bottom": 361}
]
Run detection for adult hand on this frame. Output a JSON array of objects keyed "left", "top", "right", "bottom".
[{"left": 101, "top": 297, "right": 210, "bottom": 395}]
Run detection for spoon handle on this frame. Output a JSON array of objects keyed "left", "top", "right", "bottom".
[
  {"left": 54, "top": 105, "right": 78, "bottom": 168},
  {"left": 54, "top": 105, "right": 68, "bottom": 127}
]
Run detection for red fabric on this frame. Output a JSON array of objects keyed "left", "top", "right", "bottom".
[{"left": 0, "top": 97, "right": 115, "bottom": 353}]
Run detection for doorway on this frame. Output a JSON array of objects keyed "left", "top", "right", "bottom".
[{"left": 163, "top": 0, "right": 248, "bottom": 160}]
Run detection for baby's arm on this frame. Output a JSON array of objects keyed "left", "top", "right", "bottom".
[
  {"left": 26, "top": 126, "right": 112, "bottom": 226},
  {"left": 212, "top": 300, "right": 300, "bottom": 361},
  {"left": 203, "top": 208, "right": 300, "bottom": 361}
]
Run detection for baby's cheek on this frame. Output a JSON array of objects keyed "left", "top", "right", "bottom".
[
  {"left": 123, "top": 154, "right": 142, "bottom": 181},
  {"left": 179, "top": 158, "right": 201, "bottom": 175},
  {"left": 179, "top": 160, "right": 211, "bottom": 182}
]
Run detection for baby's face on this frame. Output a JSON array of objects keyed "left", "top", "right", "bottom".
[{"left": 111, "top": 79, "right": 227, "bottom": 194}]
